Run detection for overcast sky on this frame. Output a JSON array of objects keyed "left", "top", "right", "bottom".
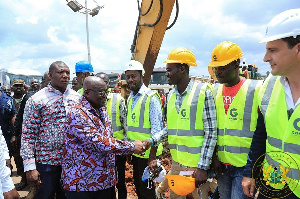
[{"left": 0, "top": 0, "right": 298, "bottom": 78}]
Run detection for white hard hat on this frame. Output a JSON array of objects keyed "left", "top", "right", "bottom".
[
  {"left": 260, "top": 9, "right": 300, "bottom": 43},
  {"left": 124, "top": 60, "right": 145, "bottom": 75}
]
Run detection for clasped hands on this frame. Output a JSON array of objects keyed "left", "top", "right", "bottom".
[{"left": 133, "top": 139, "right": 152, "bottom": 155}]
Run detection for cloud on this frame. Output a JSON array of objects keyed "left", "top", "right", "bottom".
[{"left": 0, "top": 0, "right": 298, "bottom": 79}]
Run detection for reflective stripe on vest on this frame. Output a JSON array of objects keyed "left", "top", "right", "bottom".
[
  {"left": 260, "top": 75, "right": 300, "bottom": 197},
  {"left": 107, "top": 93, "right": 124, "bottom": 140},
  {"left": 216, "top": 80, "right": 261, "bottom": 167},
  {"left": 127, "top": 89, "right": 163, "bottom": 158},
  {"left": 167, "top": 82, "right": 208, "bottom": 167}
]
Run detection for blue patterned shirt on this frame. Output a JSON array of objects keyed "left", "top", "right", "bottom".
[{"left": 151, "top": 80, "right": 217, "bottom": 170}]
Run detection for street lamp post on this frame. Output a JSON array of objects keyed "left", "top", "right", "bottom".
[
  {"left": 85, "top": 0, "right": 91, "bottom": 63},
  {"left": 66, "top": 0, "right": 103, "bottom": 64}
]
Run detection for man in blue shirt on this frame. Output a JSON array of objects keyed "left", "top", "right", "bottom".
[{"left": 0, "top": 87, "right": 17, "bottom": 159}]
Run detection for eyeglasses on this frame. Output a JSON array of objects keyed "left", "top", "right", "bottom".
[{"left": 86, "top": 89, "right": 109, "bottom": 96}]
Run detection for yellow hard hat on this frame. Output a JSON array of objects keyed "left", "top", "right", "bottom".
[
  {"left": 164, "top": 47, "right": 197, "bottom": 66},
  {"left": 165, "top": 175, "right": 195, "bottom": 196},
  {"left": 208, "top": 41, "right": 243, "bottom": 67}
]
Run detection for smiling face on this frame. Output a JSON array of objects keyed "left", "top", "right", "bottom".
[
  {"left": 263, "top": 39, "right": 299, "bottom": 77},
  {"left": 125, "top": 70, "right": 143, "bottom": 94},
  {"left": 83, "top": 76, "right": 108, "bottom": 109},
  {"left": 49, "top": 62, "right": 70, "bottom": 93}
]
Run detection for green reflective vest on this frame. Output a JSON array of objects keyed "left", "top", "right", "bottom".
[
  {"left": 259, "top": 75, "right": 300, "bottom": 197},
  {"left": 77, "top": 88, "right": 84, "bottom": 95},
  {"left": 215, "top": 79, "right": 262, "bottom": 167},
  {"left": 127, "top": 90, "right": 163, "bottom": 159},
  {"left": 107, "top": 93, "right": 124, "bottom": 140},
  {"left": 167, "top": 82, "right": 211, "bottom": 167}
]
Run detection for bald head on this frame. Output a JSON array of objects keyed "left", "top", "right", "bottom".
[
  {"left": 83, "top": 76, "right": 108, "bottom": 109},
  {"left": 83, "top": 76, "right": 106, "bottom": 91},
  {"left": 96, "top": 72, "right": 109, "bottom": 87}
]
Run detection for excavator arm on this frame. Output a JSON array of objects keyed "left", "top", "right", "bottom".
[{"left": 130, "top": 0, "right": 177, "bottom": 86}]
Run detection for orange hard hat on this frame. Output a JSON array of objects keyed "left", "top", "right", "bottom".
[{"left": 165, "top": 175, "right": 195, "bottom": 196}]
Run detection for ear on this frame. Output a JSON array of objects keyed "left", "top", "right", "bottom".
[{"left": 48, "top": 72, "right": 53, "bottom": 79}]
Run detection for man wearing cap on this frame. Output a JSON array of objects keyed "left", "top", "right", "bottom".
[
  {"left": 10, "top": 79, "right": 27, "bottom": 190},
  {"left": 75, "top": 61, "right": 94, "bottom": 95},
  {"left": 242, "top": 9, "right": 300, "bottom": 199},
  {"left": 124, "top": 60, "right": 163, "bottom": 199},
  {"left": 208, "top": 41, "right": 262, "bottom": 199},
  {"left": 145, "top": 47, "right": 217, "bottom": 199}
]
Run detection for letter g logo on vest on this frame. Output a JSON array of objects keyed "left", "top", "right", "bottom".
[
  {"left": 181, "top": 109, "right": 186, "bottom": 117},
  {"left": 131, "top": 113, "right": 136, "bottom": 120},
  {"left": 293, "top": 118, "right": 300, "bottom": 131},
  {"left": 230, "top": 108, "right": 238, "bottom": 117}
]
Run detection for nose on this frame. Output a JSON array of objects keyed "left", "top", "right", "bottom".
[{"left": 263, "top": 52, "right": 270, "bottom": 62}]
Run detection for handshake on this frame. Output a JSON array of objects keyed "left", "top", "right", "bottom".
[{"left": 133, "top": 139, "right": 152, "bottom": 155}]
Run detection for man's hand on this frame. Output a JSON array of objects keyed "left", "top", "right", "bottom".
[
  {"left": 26, "top": 169, "right": 41, "bottom": 187},
  {"left": 192, "top": 168, "right": 208, "bottom": 188},
  {"left": 3, "top": 188, "right": 20, "bottom": 199},
  {"left": 211, "top": 153, "right": 223, "bottom": 176},
  {"left": 142, "top": 139, "right": 151, "bottom": 150},
  {"left": 242, "top": 177, "right": 255, "bottom": 198},
  {"left": 133, "top": 140, "right": 146, "bottom": 155},
  {"left": 10, "top": 136, "right": 18, "bottom": 150}
]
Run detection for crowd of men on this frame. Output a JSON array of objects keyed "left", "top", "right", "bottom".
[{"left": 0, "top": 8, "right": 299, "bottom": 199}]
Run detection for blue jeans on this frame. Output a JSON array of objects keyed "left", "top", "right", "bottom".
[
  {"left": 34, "top": 163, "right": 66, "bottom": 199},
  {"left": 217, "top": 164, "right": 251, "bottom": 199}
]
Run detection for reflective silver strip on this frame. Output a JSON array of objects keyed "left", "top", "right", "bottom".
[
  {"left": 128, "top": 90, "right": 153, "bottom": 134},
  {"left": 218, "top": 80, "right": 259, "bottom": 138},
  {"left": 218, "top": 145, "right": 250, "bottom": 154},
  {"left": 267, "top": 136, "right": 282, "bottom": 149},
  {"left": 168, "top": 129, "right": 204, "bottom": 136},
  {"left": 266, "top": 153, "right": 300, "bottom": 179},
  {"left": 111, "top": 94, "right": 122, "bottom": 132},
  {"left": 169, "top": 144, "right": 202, "bottom": 154},
  {"left": 190, "top": 83, "right": 205, "bottom": 131},
  {"left": 242, "top": 80, "right": 259, "bottom": 132},
  {"left": 284, "top": 142, "right": 300, "bottom": 155},
  {"left": 261, "top": 76, "right": 277, "bottom": 116},
  {"left": 214, "top": 83, "right": 220, "bottom": 98},
  {"left": 168, "top": 83, "right": 205, "bottom": 137}
]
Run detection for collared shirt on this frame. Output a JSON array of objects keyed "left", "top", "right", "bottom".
[
  {"left": 107, "top": 93, "right": 127, "bottom": 139},
  {"left": 280, "top": 76, "right": 300, "bottom": 109},
  {"left": 152, "top": 80, "right": 217, "bottom": 170},
  {"left": 62, "top": 96, "right": 134, "bottom": 191},
  {"left": 0, "top": 89, "right": 17, "bottom": 135},
  {"left": 0, "top": 128, "right": 14, "bottom": 195},
  {"left": 21, "top": 84, "right": 80, "bottom": 172},
  {"left": 128, "top": 84, "right": 163, "bottom": 137}
]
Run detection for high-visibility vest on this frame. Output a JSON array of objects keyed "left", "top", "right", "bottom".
[
  {"left": 214, "top": 79, "right": 262, "bottom": 167},
  {"left": 167, "top": 82, "right": 212, "bottom": 167},
  {"left": 259, "top": 75, "right": 300, "bottom": 197},
  {"left": 127, "top": 90, "right": 163, "bottom": 159},
  {"left": 107, "top": 93, "right": 124, "bottom": 140},
  {"left": 77, "top": 88, "right": 84, "bottom": 95}
]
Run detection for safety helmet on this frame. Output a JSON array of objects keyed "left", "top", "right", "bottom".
[
  {"left": 165, "top": 175, "right": 195, "bottom": 196},
  {"left": 124, "top": 60, "right": 145, "bottom": 75},
  {"left": 260, "top": 9, "right": 300, "bottom": 43},
  {"left": 75, "top": 61, "right": 94, "bottom": 73},
  {"left": 208, "top": 41, "right": 244, "bottom": 67},
  {"left": 164, "top": 47, "right": 197, "bottom": 66}
]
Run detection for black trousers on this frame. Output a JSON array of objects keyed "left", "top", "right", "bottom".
[
  {"left": 111, "top": 155, "right": 127, "bottom": 199},
  {"left": 65, "top": 187, "right": 115, "bottom": 199},
  {"left": 132, "top": 156, "right": 155, "bottom": 199}
]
